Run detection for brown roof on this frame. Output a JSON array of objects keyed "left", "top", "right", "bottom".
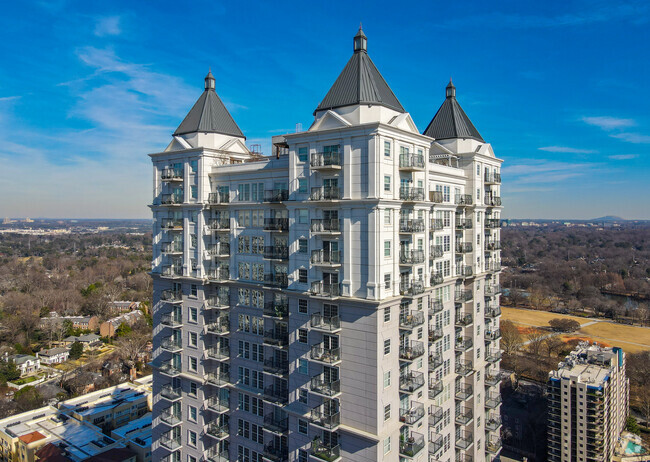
[
  {"left": 18, "top": 431, "right": 46, "bottom": 444},
  {"left": 83, "top": 447, "right": 137, "bottom": 462},
  {"left": 35, "top": 443, "right": 73, "bottom": 461}
]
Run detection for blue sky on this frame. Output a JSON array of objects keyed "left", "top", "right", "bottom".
[{"left": 0, "top": 0, "right": 648, "bottom": 219}]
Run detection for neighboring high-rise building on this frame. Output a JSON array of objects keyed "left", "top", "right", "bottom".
[
  {"left": 150, "top": 27, "right": 503, "bottom": 462},
  {"left": 547, "top": 342, "right": 629, "bottom": 462}
]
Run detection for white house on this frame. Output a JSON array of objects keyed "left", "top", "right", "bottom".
[
  {"left": 6, "top": 354, "right": 41, "bottom": 376},
  {"left": 36, "top": 347, "right": 70, "bottom": 365}
]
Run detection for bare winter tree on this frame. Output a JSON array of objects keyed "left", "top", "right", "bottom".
[
  {"left": 501, "top": 320, "right": 523, "bottom": 355},
  {"left": 525, "top": 328, "right": 547, "bottom": 356}
]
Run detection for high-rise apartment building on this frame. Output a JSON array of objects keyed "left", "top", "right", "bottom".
[
  {"left": 547, "top": 342, "right": 628, "bottom": 462},
  {"left": 150, "top": 27, "right": 503, "bottom": 462}
]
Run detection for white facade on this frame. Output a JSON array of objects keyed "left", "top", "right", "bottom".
[{"left": 150, "top": 29, "right": 503, "bottom": 462}]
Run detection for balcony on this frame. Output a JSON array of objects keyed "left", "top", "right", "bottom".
[
  {"left": 399, "top": 371, "right": 425, "bottom": 393},
  {"left": 161, "top": 289, "right": 182, "bottom": 303},
  {"left": 430, "top": 245, "right": 443, "bottom": 259},
  {"left": 399, "top": 153, "right": 426, "bottom": 170},
  {"left": 206, "top": 396, "right": 229, "bottom": 413},
  {"left": 485, "top": 219, "right": 501, "bottom": 229},
  {"left": 455, "top": 194, "right": 473, "bottom": 206},
  {"left": 426, "top": 191, "right": 444, "bottom": 206},
  {"left": 484, "top": 196, "right": 502, "bottom": 207},
  {"left": 161, "top": 242, "right": 183, "bottom": 255},
  {"left": 456, "top": 265, "right": 473, "bottom": 278},
  {"left": 455, "top": 359, "right": 474, "bottom": 376},
  {"left": 207, "top": 191, "right": 230, "bottom": 204},
  {"left": 430, "top": 217, "right": 443, "bottom": 230},
  {"left": 162, "top": 167, "right": 183, "bottom": 181},
  {"left": 485, "top": 284, "right": 502, "bottom": 296},
  {"left": 161, "top": 218, "right": 183, "bottom": 230},
  {"left": 264, "top": 245, "right": 289, "bottom": 260},
  {"left": 455, "top": 289, "right": 473, "bottom": 302},
  {"left": 399, "top": 218, "right": 425, "bottom": 233},
  {"left": 430, "top": 272, "right": 444, "bottom": 286},
  {"left": 311, "top": 249, "right": 342, "bottom": 266},
  {"left": 264, "top": 189, "right": 289, "bottom": 202},
  {"left": 311, "top": 151, "right": 342, "bottom": 169},
  {"left": 485, "top": 329, "right": 502, "bottom": 341},
  {"left": 455, "top": 242, "right": 473, "bottom": 254},
  {"left": 263, "top": 357, "right": 289, "bottom": 376},
  {"left": 263, "top": 329, "right": 289, "bottom": 347},
  {"left": 429, "top": 327, "right": 443, "bottom": 343},
  {"left": 455, "top": 383, "right": 473, "bottom": 401},
  {"left": 310, "top": 313, "right": 341, "bottom": 332},
  {"left": 207, "top": 267, "right": 229, "bottom": 282},
  {"left": 428, "top": 380, "right": 443, "bottom": 399},
  {"left": 486, "top": 436, "right": 502, "bottom": 454},
  {"left": 310, "top": 344, "right": 341, "bottom": 364},
  {"left": 160, "top": 435, "right": 182, "bottom": 451},
  {"left": 455, "top": 311, "right": 473, "bottom": 327},
  {"left": 310, "top": 405, "right": 340, "bottom": 430},
  {"left": 264, "top": 272, "right": 288, "bottom": 288},
  {"left": 455, "top": 431, "right": 473, "bottom": 450},
  {"left": 263, "top": 217, "right": 289, "bottom": 231},
  {"left": 205, "top": 448, "right": 229, "bottom": 462},
  {"left": 399, "top": 431, "right": 425, "bottom": 458},
  {"left": 206, "top": 317, "right": 230, "bottom": 336},
  {"left": 485, "top": 393, "right": 502, "bottom": 409},
  {"left": 207, "top": 243, "right": 230, "bottom": 257},
  {"left": 455, "top": 218, "right": 473, "bottom": 229},
  {"left": 429, "top": 431, "right": 443, "bottom": 455},
  {"left": 485, "top": 372, "right": 502, "bottom": 387},
  {"left": 158, "top": 360, "right": 181, "bottom": 377},
  {"left": 400, "top": 280, "right": 424, "bottom": 297},
  {"left": 485, "top": 240, "right": 501, "bottom": 251},
  {"left": 485, "top": 261, "right": 502, "bottom": 272},
  {"left": 310, "top": 186, "right": 341, "bottom": 201},
  {"left": 206, "top": 346, "right": 230, "bottom": 361},
  {"left": 161, "top": 265, "right": 182, "bottom": 279},
  {"left": 263, "top": 384, "right": 288, "bottom": 404},
  {"left": 486, "top": 350, "right": 502, "bottom": 364},
  {"left": 399, "top": 311, "right": 425, "bottom": 330},
  {"left": 400, "top": 401, "right": 425, "bottom": 425},
  {"left": 160, "top": 337, "right": 182, "bottom": 353},
  {"left": 264, "top": 413, "right": 289, "bottom": 434},
  {"left": 455, "top": 406, "right": 473, "bottom": 425},
  {"left": 160, "top": 312, "right": 183, "bottom": 328},
  {"left": 311, "top": 218, "right": 340, "bottom": 234},
  {"left": 310, "top": 375, "right": 341, "bottom": 397},
  {"left": 206, "top": 371, "right": 230, "bottom": 386},
  {"left": 207, "top": 218, "right": 230, "bottom": 231},
  {"left": 311, "top": 438, "right": 340, "bottom": 462},
  {"left": 455, "top": 454, "right": 473, "bottom": 462},
  {"left": 206, "top": 293, "right": 229, "bottom": 309},
  {"left": 160, "top": 409, "right": 182, "bottom": 426},
  {"left": 160, "top": 385, "right": 182, "bottom": 401},
  {"left": 485, "top": 172, "right": 501, "bottom": 184},
  {"left": 399, "top": 187, "right": 425, "bottom": 202},
  {"left": 428, "top": 405, "right": 443, "bottom": 427},
  {"left": 206, "top": 421, "right": 229, "bottom": 440},
  {"left": 161, "top": 194, "right": 183, "bottom": 205},
  {"left": 310, "top": 281, "right": 340, "bottom": 298},
  {"left": 399, "top": 249, "right": 425, "bottom": 265},
  {"left": 455, "top": 337, "right": 473, "bottom": 352},
  {"left": 485, "top": 306, "right": 501, "bottom": 318},
  {"left": 264, "top": 300, "right": 289, "bottom": 319},
  {"left": 429, "top": 352, "right": 443, "bottom": 370},
  {"left": 399, "top": 341, "right": 425, "bottom": 361},
  {"left": 430, "top": 298, "right": 443, "bottom": 314},
  {"left": 263, "top": 442, "right": 288, "bottom": 462},
  {"left": 485, "top": 416, "right": 502, "bottom": 432}
]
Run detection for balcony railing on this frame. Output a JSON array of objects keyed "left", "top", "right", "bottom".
[
  {"left": 399, "top": 341, "right": 425, "bottom": 361},
  {"left": 206, "top": 292, "right": 229, "bottom": 309},
  {"left": 485, "top": 329, "right": 502, "bottom": 341},
  {"left": 429, "top": 431, "right": 443, "bottom": 455},
  {"left": 484, "top": 196, "right": 502, "bottom": 207},
  {"left": 455, "top": 311, "right": 473, "bottom": 327},
  {"left": 400, "top": 401, "right": 425, "bottom": 424},
  {"left": 310, "top": 281, "right": 340, "bottom": 298},
  {"left": 430, "top": 298, "right": 443, "bottom": 314},
  {"left": 207, "top": 243, "right": 230, "bottom": 257},
  {"left": 455, "top": 289, "right": 473, "bottom": 302},
  {"left": 310, "top": 313, "right": 341, "bottom": 331},
  {"left": 485, "top": 372, "right": 502, "bottom": 386},
  {"left": 430, "top": 272, "right": 444, "bottom": 286},
  {"left": 310, "top": 405, "right": 340, "bottom": 429},
  {"left": 207, "top": 218, "right": 230, "bottom": 230},
  {"left": 399, "top": 219, "right": 425, "bottom": 233},
  {"left": 158, "top": 360, "right": 181, "bottom": 377},
  {"left": 161, "top": 218, "right": 183, "bottom": 230},
  {"left": 311, "top": 151, "right": 342, "bottom": 168},
  {"left": 264, "top": 189, "right": 289, "bottom": 202},
  {"left": 206, "top": 346, "right": 230, "bottom": 360},
  {"left": 485, "top": 416, "right": 502, "bottom": 431},
  {"left": 206, "top": 422, "right": 229, "bottom": 439},
  {"left": 263, "top": 329, "right": 289, "bottom": 347},
  {"left": 455, "top": 218, "right": 473, "bottom": 229},
  {"left": 399, "top": 371, "right": 425, "bottom": 393},
  {"left": 485, "top": 219, "right": 501, "bottom": 229},
  {"left": 428, "top": 379, "right": 443, "bottom": 399},
  {"left": 455, "top": 242, "right": 473, "bottom": 253},
  {"left": 206, "top": 371, "right": 230, "bottom": 386},
  {"left": 310, "top": 375, "right": 341, "bottom": 397},
  {"left": 160, "top": 435, "right": 182, "bottom": 451},
  {"left": 455, "top": 337, "right": 473, "bottom": 352},
  {"left": 399, "top": 187, "right": 425, "bottom": 202},
  {"left": 311, "top": 218, "right": 340, "bottom": 233},
  {"left": 485, "top": 393, "right": 502, "bottom": 409},
  {"left": 206, "top": 317, "right": 230, "bottom": 335},
  {"left": 485, "top": 172, "right": 501, "bottom": 184},
  {"left": 161, "top": 194, "right": 183, "bottom": 205},
  {"left": 399, "top": 432, "right": 425, "bottom": 458},
  {"left": 485, "top": 307, "right": 501, "bottom": 319},
  {"left": 430, "top": 191, "right": 444, "bottom": 203},
  {"left": 263, "top": 357, "right": 289, "bottom": 376},
  {"left": 485, "top": 240, "right": 501, "bottom": 251},
  {"left": 310, "top": 186, "right": 341, "bottom": 201},
  {"left": 264, "top": 413, "right": 289, "bottom": 433},
  {"left": 207, "top": 267, "right": 229, "bottom": 282},
  {"left": 263, "top": 442, "right": 288, "bottom": 462},
  {"left": 486, "top": 436, "right": 502, "bottom": 454},
  {"left": 161, "top": 265, "right": 182, "bottom": 279},
  {"left": 264, "top": 273, "right": 288, "bottom": 288},
  {"left": 206, "top": 396, "right": 229, "bottom": 413},
  {"left": 399, "top": 153, "right": 426, "bottom": 170},
  {"left": 162, "top": 167, "right": 183, "bottom": 181},
  {"left": 161, "top": 337, "right": 182, "bottom": 352},
  {"left": 400, "top": 249, "right": 425, "bottom": 265},
  {"left": 310, "top": 344, "right": 341, "bottom": 364},
  {"left": 399, "top": 311, "right": 425, "bottom": 329},
  {"left": 162, "top": 242, "right": 183, "bottom": 255},
  {"left": 455, "top": 406, "right": 473, "bottom": 425},
  {"left": 456, "top": 265, "right": 473, "bottom": 278},
  {"left": 264, "top": 245, "right": 289, "bottom": 260},
  {"left": 160, "top": 409, "right": 182, "bottom": 426},
  {"left": 455, "top": 432, "right": 473, "bottom": 450},
  {"left": 429, "top": 327, "right": 443, "bottom": 343},
  {"left": 160, "top": 385, "right": 182, "bottom": 401},
  {"left": 455, "top": 194, "right": 473, "bottom": 206},
  {"left": 485, "top": 284, "right": 502, "bottom": 296},
  {"left": 311, "top": 438, "right": 340, "bottom": 462},
  {"left": 263, "top": 384, "right": 289, "bottom": 404},
  {"left": 264, "top": 300, "right": 289, "bottom": 318},
  {"left": 430, "top": 218, "right": 444, "bottom": 230},
  {"left": 400, "top": 280, "right": 424, "bottom": 297},
  {"left": 428, "top": 405, "right": 443, "bottom": 427},
  {"left": 160, "top": 312, "right": 183, "bottom": 327},
  {"left": 207, "top": 191, "right": 230, "bottom": 204},
  {"left": 485, "top": 261, "right": 502, "bottom": 272},
  {"left": 205, "top": 447, "right": 229, "bottom": 462},
  {"left": 311, "top": 249, "right": 341, "bottom": 265},
  {"left": 455, "top": 359, "right": 474, "bottom": 376},
  {"left": 263, "top": 217, "right": 289, "bottom": 231},
  {"left": 430, "top": 245, "right": 443, "bottom": 258}
]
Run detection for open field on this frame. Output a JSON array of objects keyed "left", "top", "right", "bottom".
[{"left": 502, "top": 306, "right": 650, "bottom": 353}]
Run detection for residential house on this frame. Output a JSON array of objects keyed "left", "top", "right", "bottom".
[{"left": 36, "top": 348, "right": 70, "bottom": 365}]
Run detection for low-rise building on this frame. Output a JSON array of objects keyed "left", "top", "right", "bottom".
[
  {"left": 61, "top": 334, "right": 102, "bottom": 350},
  {"left": 6, "top": 354, "right": 40, "bottom": 376},
  {"left": 40, "top": 314, "right": 99, "bottom": 332},
  {"left": 110, "top": 414, "right": 152, "bottom": 462},
  {"left": 99, "top": 311, "right": 144, "bottom": 338},
  {"left": 36, "top": 347, "right": 70, "bottom": 365},
  {"left": 109, "top": 302, "right": 141, "bottom": 315}
]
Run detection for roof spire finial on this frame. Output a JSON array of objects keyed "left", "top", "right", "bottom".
[
  {"left": 446, "top": 78, "right": 456, "bottom": 99},
  {"left": 354, "top": 24, "right": 367, "bottom": 53},
  {"left": 205, "top": 69, "right": 215, "bottom": 91}
]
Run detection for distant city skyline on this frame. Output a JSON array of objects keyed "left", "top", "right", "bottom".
[{"left": 0, "top": 0, "right": 649, "bottom": 219}]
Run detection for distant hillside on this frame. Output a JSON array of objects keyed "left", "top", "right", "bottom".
[{"left": 591, "top": 216, "right": 626, "bottom": 222}]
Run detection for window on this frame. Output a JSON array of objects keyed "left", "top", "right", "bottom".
[
  {"left": 298, "top": 358, "right": 309, "bottom": 374},
  {"left": 384, "top": 175, "right": 391, "bottom": 192},
  {"left": 190, "top": 284, "right": 197, "bottom": 297},
  {"left": 190, "top": 185, "right": 197, "bottom": 199},
  {"left": 298, "top": 209, "right": 308, "bottom": 224},
  {"left": 384, "top": 209, "right": 392, "bottom": 224},
  {"left": 298, "top": 178, "right": 307, "bottom": 193},
  {"left": 188, "top": 405, "right": 197, "bottom": 422},
  {"left": 190, "top": 160, "right": 198, "bottom": 173},
  {"left": 443, "top": 185, "right": 450, "bottom": 202},
  {"left": 384, "top": 240, "right": 391, "bottom": 257},
  {"left": 384, "top": 370, "right": 391, "bottom": 388},
  {"left": 384, "top": 306, "right": 391, "bottom": 322},
  {"left": 384, "top": 140, "right": 391, "bottom": 157},
  {"left": 299, "top": 450, "right": 308, "bottom": 462},
  {"left": 189, "top": 332, "right": 197, "bottom": 347},
  {"left": 189, "top": 382, "right": 197, "bottom": 397},
  {"left": 477, "top": 188, "right": 480, "bottom": 200},
  {"left": 384, "top": 437, "right": 391, "bottom": 455},
  {"left": 384, "top": 404, "right": 391, "bottom": 421},
  {"left": 299, "top": 269, "right": 308, "bottom": 283},
  {"left": 238, "top": 184, "right": 250, "bottom": 201},
  {"left": 384, "top": 339, "right": 391, "bottom": 355},
  {"left": 299, "top": 239, "right": 308, "bottom": 253},
  {"left": 384, "top": 274, "right": 391, "bottom": 290},
  {"left": 189, "top": 307, "right": 198, "bottom": 323},
  {"left": 189, "top": 456, "right": 197, "bottom": 462},
  {"left": 298, "top": 419, "right": 309, "bottom": 435},
  {"left": 477, "top": 164, "right": 480, "bottom": 175},
  {"left": 299, "top": 299, "right": 308, "bottom": 314},
  {"left": 298, "top": 146, "right": 308, "bottom": 162},
  {"left": 299, "top": 388, "right": 308, "bottom": 403},
  {"left": 188, "top": 356, "right": 197, "bottom": 372}
]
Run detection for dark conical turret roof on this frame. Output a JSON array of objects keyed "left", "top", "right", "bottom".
[
  {"left": 315, "top": 26, "right": 405, "bottom": 114},
  {"left": 423, "top": 79, "right": 484, "bottom": 142},
  {"left": 174, "top": 72, "right": 245, "bottom": 139}
]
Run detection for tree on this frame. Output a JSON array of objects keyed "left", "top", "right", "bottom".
[
  {"left": 14, "top": 386, "right": 44, "bottom": 412},
  {"left": 116, "top": 333, "right": 150, "bottom": 373},
  {"left": 548, "top": 318, "right": 581, "bottom": 332},
  {"left": 501, "top": 320, "right": 523, "bottom": 355},
  {"left": 115, "top": 322, "right": 132, "bottom": 337},
  {"left": 626, "top": 416, "right": 640, "bottom": 434},
  {"left": 543, "top": 336, "right": 565, "bottom": 357},
  {"left": 69, "top": 342, "right": 83, "bottom": 360},
  {"left": 0, "top": 360, "right": 21, "bottom": 383},
  {"left": 525, "top": 328, "right": 547, "bottom": 356}
]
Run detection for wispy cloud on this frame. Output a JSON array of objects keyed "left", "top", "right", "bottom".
[
  {"left": 503, "top": 159, "right": 601, "bottom": 185},
  {"left": 610, "top": 133, "right": 650, "bottom": 144},
  {"left": 0, "top": 96, "right": 21, "bottom": 102},
  {"left": 94, "top": 16, "right": 121, "bottom": 37},
  {"left": 608, "top": 154, "right": 639, "bottom": 160},
  {"left": 538, "top": 146, "right": 596, "bottom": 154},
  {"left": 582, "top": 116, "right": 636, "bottom": 131}
]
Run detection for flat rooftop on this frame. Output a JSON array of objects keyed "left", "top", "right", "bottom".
[{"left": 551, "top": 342, "right": 619, "bottom": 385}]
